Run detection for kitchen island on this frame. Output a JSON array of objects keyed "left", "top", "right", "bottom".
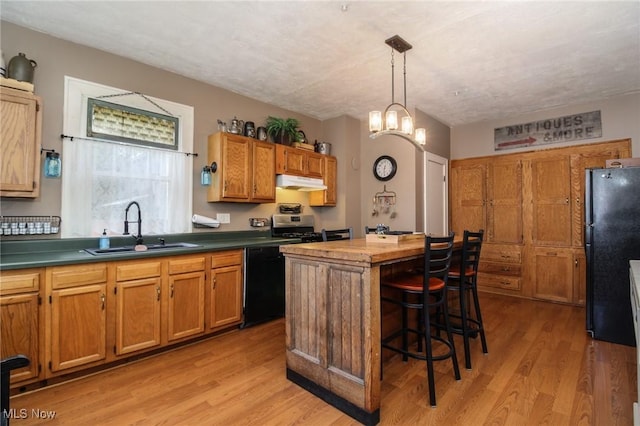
[{"left": 280, "top": 236, "right": 461, "bottom": 425}]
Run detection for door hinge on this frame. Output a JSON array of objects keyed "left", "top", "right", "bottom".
[
  {"left": 113, "top": 346, "right": 116, "bottom": 354},
  {"left": 38, "top": 295, "right": 42, "bottom": 305},
  {"left": 49, "top": 295, "right": 52, "bottom": 304},
  {"left": 114, "top": 287, "right": 117, "bottom": 295},
  {"left": 38, "top": 364, "right": 42, "bottom": 373},
  {"left": 48, "top": 361, "right": 52, "bottom": 370}
]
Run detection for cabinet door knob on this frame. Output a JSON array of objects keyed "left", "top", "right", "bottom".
[
  {"left": 170, "top": 284, "right": 174, "bottom": 298},
  {"left": 101, "top": 293, "right": 105, "bottom": 310}
]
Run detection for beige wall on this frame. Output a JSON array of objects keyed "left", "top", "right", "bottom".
[
  {"left": 1, "top": 21, "right": 352, "bottom": 235},
  {"left": 451, "top": 93, "right": 640, "bottom": 159}
]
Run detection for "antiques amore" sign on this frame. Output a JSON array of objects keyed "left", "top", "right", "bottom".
[{"left": 494, "top": 110, "right": 602, "bottom": 151}]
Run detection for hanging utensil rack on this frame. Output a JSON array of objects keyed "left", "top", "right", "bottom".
[{"left": 372, "top": 185, "right": 397, "bottom": 216}]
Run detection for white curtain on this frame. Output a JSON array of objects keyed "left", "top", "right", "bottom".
[{"left": 61, "top": 139, "right": 190, "bottom": 238}]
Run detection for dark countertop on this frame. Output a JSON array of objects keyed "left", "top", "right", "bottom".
[{"left": 0, "top": 231, "right": 296, "bottom": 270}]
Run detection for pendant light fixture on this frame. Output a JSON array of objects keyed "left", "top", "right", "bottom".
[{"left": 369, "top": 35, "right": 426, "bottom": 151}]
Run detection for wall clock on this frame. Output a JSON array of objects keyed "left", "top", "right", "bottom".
[{"left": 373, "top": 155, "right": 397, "bottom": 181}]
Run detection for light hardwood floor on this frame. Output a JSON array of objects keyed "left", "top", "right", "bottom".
[{"left": 9, "top": 293, "right": 636, "bottom": 425}]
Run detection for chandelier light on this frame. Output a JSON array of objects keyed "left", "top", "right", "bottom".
[{"left": 369, "top": 35, "right": 426, "bottom": 151}]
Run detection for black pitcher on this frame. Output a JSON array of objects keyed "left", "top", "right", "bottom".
[
  {"left": 7, "top": 53, "right": 37, "bottom": 83},
  {"left": 244, "top": 121, "right": 256, "bottom": 138}
]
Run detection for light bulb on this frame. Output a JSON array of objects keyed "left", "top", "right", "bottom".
[
  {"left": 415, "top": 128, "right": 426, "bottom": 145},
  {"left": 401, "top": 116, "right": 413, "bottom": 135},
  {"left": 386, "top": 111, "right": 398, "bottom": 130},
  {"left": 369, "top": 111, "right": 382, "bottom": 132}
]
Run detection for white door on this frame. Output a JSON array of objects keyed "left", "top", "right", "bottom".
[{"left": 423, "top": 152, "right": 448, "bottom": 235}]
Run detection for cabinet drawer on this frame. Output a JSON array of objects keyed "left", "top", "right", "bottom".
[
  {"left": 481, "top": 245, "right": 522, "bottom": 263},
  {"left": 478, "top": 272, "right": 521, "bottom": 291},
  {"left": 168, "top": 256, "right": 206, "bottom": 275},
  {"left": 50, "top": 263, "right": 108, "bottom": 289},
  {"left": 211, "top": 250, "right": 242, "bottom": 268},
  {"left": 116, "top": 261, "right": 162, "bottom": 282},
  {"left": 479, "top": 261, "right": 522, "bottom": 277},
  {"left": 0, "top": 269, "right": 41, "bottom": 294}
]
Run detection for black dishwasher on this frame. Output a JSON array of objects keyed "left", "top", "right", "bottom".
[{"left": 243, "top": 246, "right": 285, "bottom": 328}]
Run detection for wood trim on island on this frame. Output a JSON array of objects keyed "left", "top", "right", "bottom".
[{"left": 280, "top": 237, "right": 463, "bottom": 424}]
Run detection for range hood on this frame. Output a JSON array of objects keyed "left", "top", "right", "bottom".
[{"left": 276, "top": 174, "right": 327, "bottom": 191}]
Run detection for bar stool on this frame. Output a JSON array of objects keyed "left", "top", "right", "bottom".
[
  {"left": 446, "top": 229, "right": 487, "bottom": 370},
  {"left": 381, "top": 233, "right": 460, "bottom": 407},
  {"left": 1, "top": 355, "right": 30, "bottom": 426}
]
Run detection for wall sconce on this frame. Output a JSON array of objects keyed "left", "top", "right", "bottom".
[
  {"left": 200, "top": 166, "right": 211, "bottom": 186},
  {"left": 200, "top": 162, "right": 217, "bottom": 186},
  {"left": 42, "top": 149, "right": 61, "bottom": 178}
]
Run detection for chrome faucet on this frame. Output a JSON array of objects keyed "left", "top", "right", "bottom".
[{"left": 124, "top": 201, "right": 143, "bottom": 245}]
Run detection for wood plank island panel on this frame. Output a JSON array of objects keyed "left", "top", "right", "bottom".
[{"left": 281, "top": 237, "right": 462, "bottom": 425}]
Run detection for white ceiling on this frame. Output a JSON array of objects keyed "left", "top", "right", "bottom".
[{"left": 2, "top": 1, "right": 639, "bottom": 126}]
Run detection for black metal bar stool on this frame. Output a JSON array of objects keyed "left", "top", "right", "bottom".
[
  {"left": 380, "top": 233, "right": 460, "bottom": 407},
  {"left": 1, "top": 355, "right": 30, "bottom": 426},
  {"left": 446, "top": 229, "right": 487, "bottom": 370}
]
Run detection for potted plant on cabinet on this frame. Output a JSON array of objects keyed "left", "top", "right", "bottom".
[{"left": 265, "top": 116, "right": 300, "bottom": 145}]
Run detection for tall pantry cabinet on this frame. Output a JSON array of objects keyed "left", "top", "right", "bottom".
[{"left": 450, "top": 139, "right": 631, "bottom": 305}]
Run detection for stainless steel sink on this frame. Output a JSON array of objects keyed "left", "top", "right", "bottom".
[{"left": 84, "top": 242, "right": 199, "bottom": 256}]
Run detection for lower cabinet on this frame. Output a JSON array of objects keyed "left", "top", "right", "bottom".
[
  {"left": 531, "top": 247, "right": 585, "bottom": 305},
  {"left": 0, "top": 268, "right": 43, "bottom": 386},
  {"left": 114, "top": 259, "right": 162, "bottom": 355},
  {"left": 7, "top": 250, "right": 243, "bottom": 389},
  {"left": 47, "top": 263, "right": 108, "bottom": 375},
  {"left": 477, "top": 243, "right": 523, "bottom": 295},
  {"left": 167, "top": 256, "right": 206, "bottom": 342},
  {"left": 208, "top": 250, "right": 243, "bottom": 331}
]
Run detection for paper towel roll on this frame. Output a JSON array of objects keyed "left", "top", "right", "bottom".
[{"left": 192, "top": 214, "right": 220, "bottom": 228}]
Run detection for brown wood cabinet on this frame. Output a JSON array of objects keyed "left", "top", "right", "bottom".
[
  {"left": 166, "top": 255, "right": 205, "bottom": 342},
  {"left": 5, "top": 250, "right": 245, "bottom": 390},
  {"left": 309, "top": 155, "right": 337, "bottom": 207},
  {"left": 207, "top": 132, "right": 275, "bottom": 203},
  {"left": 208, "top": 250, "right": 243, "bottom": 331},
  {"left": 0, "top": 87, "right": 42, "bottom": 198},
  {"left": 275, "top": 144, "right": 324, "bottom": 178},
  {"left": 46, "top": 263, "right": 108, "bottom": 375},
  {"left": 451, "top": 139, "right": 631, "bottom": 305},
  {"left": 114, "top": 260, "right": 162, "bottom": 355},
  {"left": 0, "top": 268, "right": 43, "bottom": 386}
]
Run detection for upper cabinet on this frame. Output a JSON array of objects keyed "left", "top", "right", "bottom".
[
  {"left": 207, "top": 132, "right": 275, "bottom": 203},
  {"left": 275, "top": 145, "right": 324, "bottom": 178},
  {"left": 450, "top": 158, "right": 522, "bottom": 244},
  {"left": 309, "top": 155, "right": 337, "bottom": 207},
  {"left": 0, "top": 87, "right": 42, "bottom": 198}
]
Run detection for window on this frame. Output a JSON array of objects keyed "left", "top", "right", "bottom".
[{"left": 62, "top": 77, "right": 194, "bottom": 238}]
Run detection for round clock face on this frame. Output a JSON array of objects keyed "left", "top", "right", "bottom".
[{"left": 373, "top": 155, "right": 397, "bottom": 181}]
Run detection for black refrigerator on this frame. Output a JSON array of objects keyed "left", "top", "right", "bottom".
[{"left": 585, "top": 166, "right": 640, "bottom": 347}]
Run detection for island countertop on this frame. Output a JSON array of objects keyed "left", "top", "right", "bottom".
[{"left": 280, "top": 236, "right": 462, "bottom": 265}]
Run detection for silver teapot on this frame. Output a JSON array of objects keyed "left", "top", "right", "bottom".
[{"left": 229, "top": 116, "right": 244, "bottom": 135}]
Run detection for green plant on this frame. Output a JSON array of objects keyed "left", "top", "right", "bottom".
[{"left": 265, "top": 116, "right": 300, "bottom": 144}]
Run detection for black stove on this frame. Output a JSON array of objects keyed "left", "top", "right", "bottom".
[{"left": 271, "top": 214, "right": 323, "bottom": 243}]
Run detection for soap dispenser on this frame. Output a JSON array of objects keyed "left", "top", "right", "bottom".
[{"left": 99, "top": 229, "right": 110, "bottom": 249}]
